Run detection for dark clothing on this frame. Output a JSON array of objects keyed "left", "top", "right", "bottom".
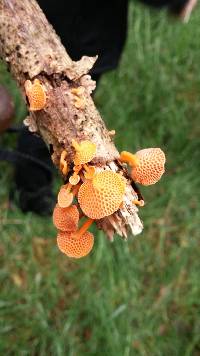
[
  {"left": 14, "top": 128, "right": 55, "bottom": 215},
  {"left": 38, "top": 0, "right": 129, "bottom": 75},
  {"left": 37, "top": 0, "right": 188, "bottom": 75},
  {"left": 140, "top": 0, "right": 189, "bottom": 14}
]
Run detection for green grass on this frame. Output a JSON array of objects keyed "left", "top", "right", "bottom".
[{"left": 0, "top": 3, "right": 200, "bottom": 355}]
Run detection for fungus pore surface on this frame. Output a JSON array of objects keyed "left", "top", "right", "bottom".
[
  {"left": 78, "top": 171, "right": 126, "bottom": 219},
  {"left": 57, "top": 231, "right": 94, "bottom": 258},
  {"left": 53, "top": 204, "right": 79, "bottom": 232},
  {"left": 131, "top": 148, "right": 166, "bottom": 185},
  {"left": 72, "top": 140, "right": 96, "bottom": 165},
  {"left": 24, "top": 79, "right": 46, "bottom": 111}
]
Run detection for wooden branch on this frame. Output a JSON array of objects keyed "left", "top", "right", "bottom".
[{"left": 0, "top": 0, "right": 143, "bottom": 239}]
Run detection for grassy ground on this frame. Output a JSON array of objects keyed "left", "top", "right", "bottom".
[{"left": 0, "top": 3, "right": 200, "bottom": 355}]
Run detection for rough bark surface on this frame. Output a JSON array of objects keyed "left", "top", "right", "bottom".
[{"left": 0, "top": 0, "right": 143, "bottom": 238}]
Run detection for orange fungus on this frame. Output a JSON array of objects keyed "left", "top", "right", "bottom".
[
  {"left": 53, "top": 204, "right": 79, "bottom": 232},
  {"left": 57, "top": 231, "right": 94, "bottom": 258},
  {"left": 72, "top": 139, "right": 96, "bottom": 165},
  {"left": 131, "top": 148, "right": 166, "bottom": 185},
  {"left": 24, "top": 79, "right": 46, "bottom": 111},
  {"left": 78, "top": 171, "right": 125, "bottom": 219},
  {"left": 57, "top": 186, "right": 73, "bottom": 208}
]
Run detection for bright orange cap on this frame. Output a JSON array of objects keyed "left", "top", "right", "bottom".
[
  {"left": 53, "top": 204, "right": 79, "bottom": 232},
  {"left": 72, "top": 139, "right": 96, "bottom": 165},
  {"left": 69, "top": 173, "right": 80, "bottom": 185},
  {"left": 24, "top": 79, "right": 46, "bottom": 111},
  {"left": 78, "top": 171, "right": 126, "bottom": 219},
  {"left": 57, "top": 231, "right": 94, "bottom": 258},
  {"left": 57, "top": 186, "right": 73, "bottom": 208},
  {"left": 131, "top": 148, "right": 166, "bottom": 185}
]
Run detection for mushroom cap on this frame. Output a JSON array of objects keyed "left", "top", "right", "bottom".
[
  {"left": 131, "top": 148, "right": 166, "bottom": 185},
  {"left": 78, "top": 171, "right": 126, "bottom": 219},
  {"left": 57, "top": 186, "right": 73, "bottom": 208},
  {"left": 53, "top": 204, "right": 79, "bottom": 232},
  {"left": 57, "top": 231, "right": 94, "bottom": 258},
  {"left": 69, "top": 174, "right": 80, "bottom": 185},
  {"left": 73, "top": 140, "right": 96, "bottom": 165},
  {"left": 25, "top": 79, "right": 46, "bottom": 111}
]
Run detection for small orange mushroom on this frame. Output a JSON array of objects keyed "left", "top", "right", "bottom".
[
  {"left": 132, "top": 199, "right": 145, "bottom": 207},
  {"left": 57, "top": 185, "right": 74, "bottom": 208},
  {"left": 78, "top": 171, "right": 126, "bottom": 219},
  {"left": 53, "top": 204, "right": 79, "bottom": 232},
  {"left": 57, "top": 230, "right": 94, "bottom": 258},
  {"left": 57, "top": 181, "right": 81, "bottom": 208},
  {"left": 72, "top": 139, "right": 96, "bottom": 166},
  {"left": 24, "top": 79, "right": 46, "bottom": 111},
  {"left": 131, "top": 148, "right": 166, "bottom": 185},
  {"left": 120, "top": 148, "right": 165, "bottom": 185},
  {"left": 69, "top": 173, "right": 80, "bottom": 185},
  {"left": 59, "top": 150, "right": 68, "bottom": 175}
]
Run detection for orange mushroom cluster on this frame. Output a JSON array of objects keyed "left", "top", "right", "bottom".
[
  {"left": 53, "top": 139, "right": 127, "bottom": 258},
  {"left": 53, "top": 139, "right": 97, "bottom": 258},
  {"left": 53, "top": 139, "right": 166, "bottom": 259},
  {"left": 53, "top": 205, "right": 94, "bottom": 259}
]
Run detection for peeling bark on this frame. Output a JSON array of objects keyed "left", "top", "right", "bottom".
[{"left": 0, "top": 0, "right": 143, "bottom": 238}]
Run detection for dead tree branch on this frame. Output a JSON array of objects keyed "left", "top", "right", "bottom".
[{"left": 0, "top": 0, "right": 143, "bottom": 239}]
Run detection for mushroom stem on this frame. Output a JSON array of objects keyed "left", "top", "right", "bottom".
[
  {"left": 120, "top": 151, "right": 139, "bottom": 167},
  {"left": 83, "top": 163, "right": 90, "bottom": 172},
  {"left": 73, "top": 164, "right": 82, "bottom": 174},
  {"left": 83, "top": 164, "right": 95, "bottom": 179},
  {"left": 79, "top": 212, "right": 84, "bottom": 219},
  {"left": 132, "top": 199, "right": 145, "bottom": 207},
  {"left": 71, "top": 183, "right": 81, "bottom": 197},
  {"left": 73, "top": 218, "right": 94, "bottom": 240}
]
